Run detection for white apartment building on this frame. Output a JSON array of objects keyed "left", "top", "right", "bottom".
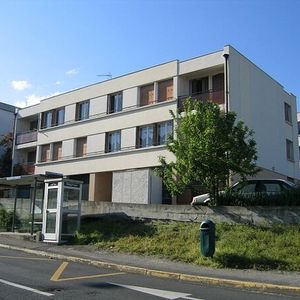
[{"left": 13, "top": 45, "right": 299, "bottom": 204}]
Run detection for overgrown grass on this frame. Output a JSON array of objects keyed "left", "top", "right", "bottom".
[{"left": 73, "top": 216, "right": 300, "bottom": 271}]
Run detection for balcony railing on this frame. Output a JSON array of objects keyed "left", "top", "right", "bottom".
[
  {"left": 16, "top": 130, "right": 38, "bottom": 145},
  {"left": 178, "top": 89, "right": 225, "bottom": 110}
]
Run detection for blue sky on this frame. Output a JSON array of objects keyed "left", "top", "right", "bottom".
[{"left": 1, "top": 0, "right": 300, "bottom": 109}]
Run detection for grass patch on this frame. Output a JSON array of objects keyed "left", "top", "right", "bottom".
[{"left": 73, "top": 216, "right": 300, "bottom": 271}]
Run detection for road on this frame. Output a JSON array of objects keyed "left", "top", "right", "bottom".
[{"left": 0, "top": 247, "right": 298, "bottom": 300}]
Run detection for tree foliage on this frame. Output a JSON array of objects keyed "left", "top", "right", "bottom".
[
  {"left": 0, "top": 132, "right": 13, "bottom": 177},
  {"left": 157, "top": 99, "right": 258, "bottom": 202}
]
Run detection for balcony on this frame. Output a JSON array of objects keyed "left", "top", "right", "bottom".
[
  {"left": 23, "top": 163, "right": 35, "bottom": 175},
  {"left": 178, "top": 89, "right": 225, "bottom": 111},
  {"left": 16, "top": 130, "right": 37, "bottom": 145}
]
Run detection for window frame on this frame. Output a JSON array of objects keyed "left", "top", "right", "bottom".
[
  {"left": 157, "top": 79, "right": 174, "bottom": 102},
  {"left": 52, "top": 142, "right": 63, "bottom": 161},
  {"left": 76, "top": 100, "right": 90, "bottom": 121},
  {"left": 75, "top": 137, "right": 87, "bottom": 157},
  {"left": 108, "top": 92, "right": 123, "bottom": 114},
  {"left": 284, "top": 102, "right": 292, "bottom": 124},
  {"left": 157, "top": 120, "right": 173, "bottom": 145},
  {"left": 106, "top": 130, "right": 121, "bottom": 153},
  {"left": 137, "top": 124, "right": 155, "bottom": 148},
  {"left": 286, "top": 139, "right": 294, "bottom": 161},
  {"left": 40, "top": 144, "right": 51, "bottom": 162},
  {"left": 41, "top": 107, "right": 65, "bottom": 129}
]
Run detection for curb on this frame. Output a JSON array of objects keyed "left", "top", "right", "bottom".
[{"left": 0, "top": 243, "right": 300, "bottom": 295}]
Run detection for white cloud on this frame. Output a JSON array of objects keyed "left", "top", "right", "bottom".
[
  {"left": 11, "top": 80, "right": 31, "bottom": 91},
  {"left": 65, "top": 68, "right": 79, "bottom": 76},
  {"left": 55, "top": 81, "right": 62, "bottom": 85},
  {"left": 14, "top": 92, "right": 61, "bottom": 108}
]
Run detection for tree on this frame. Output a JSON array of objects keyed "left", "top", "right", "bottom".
[
  {"left": 157, "top": 99, "right": 258, "bottom": 203},
  {"left": 0, "top": 132, "right": 13, "bottom": 177}
]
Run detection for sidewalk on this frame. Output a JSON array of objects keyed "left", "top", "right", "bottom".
[{"left": 0, "top": 232, "right": 300, "bottom": 294}]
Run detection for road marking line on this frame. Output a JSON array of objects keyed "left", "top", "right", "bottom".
[
  {"left": 0, "top": 255, "right": 51, "bottom": 261},
  {"left": 54, "top": 272, "right": 125, "bottom": 282},
  {"left": 50, "top": 261, "right": 69, "bottom": 281},
  {"left": 0, "top": 278, "right": 54, "bottom": 297},
  {"left": 111, "top": 283, "right": 204, "bottom": 300},
  {"left": 50, "top": 261, "right": 125, "bottom": 282}
]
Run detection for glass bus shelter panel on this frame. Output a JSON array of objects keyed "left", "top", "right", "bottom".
[
  {"left": 47, "top": 189, "right": 58, "bottom": 209},
  {"left": 46, "top": 212, "right": 56, "bottom": 234},
  {"left": 63, "top": 188, "right": 80, "bottom": 210},
  {"left": 61, "top": 213, "right": 78, "bottom": 235}
]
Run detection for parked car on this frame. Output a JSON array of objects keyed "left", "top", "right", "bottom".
[{"left": 191, "top": 179, "right": 296, "bottom": 206}]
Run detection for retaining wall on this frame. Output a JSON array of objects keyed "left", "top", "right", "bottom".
[{"left": 1, "top": 198, "right": 300, "bottom": 225}]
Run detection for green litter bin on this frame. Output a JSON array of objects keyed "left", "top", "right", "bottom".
[{"left": 200, "top": 220, "right": 215, "bottom": 257}]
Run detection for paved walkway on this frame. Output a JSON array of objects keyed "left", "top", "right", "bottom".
[{"left": 0, "top": 232, "right": 299, "bottom": 294}]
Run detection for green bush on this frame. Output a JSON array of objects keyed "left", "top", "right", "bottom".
[
  {"left": 0, "top": 208, "right": 20, "bottom": 231},
  {"left": 216, "top": 187, "right": 300, "bottom": 206}
]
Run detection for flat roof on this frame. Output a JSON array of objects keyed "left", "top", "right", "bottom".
[{"left": 0, "top": 173, "right": 63, "bottom": 188}]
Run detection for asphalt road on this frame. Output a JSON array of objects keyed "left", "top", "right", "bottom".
[{"left": 0, "top": 247, "right": 298, "bottom": 300}]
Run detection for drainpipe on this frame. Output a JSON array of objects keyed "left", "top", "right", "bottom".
[
  {"left": 223, "top": 53, "right": 230, "bottom": 187},
  {"left": 10, "top": 107, "right": 19, "bottom": 177},
  {"left": 223, "top": 53, "right": 229, "bottom": 113}
]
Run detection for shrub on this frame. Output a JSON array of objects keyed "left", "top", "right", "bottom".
[
  {"left": 216, "top": 188, "right": 300, "bottom": 206},
  {"left": 0, "top": 208, "right": 20, "bottom": 231}
]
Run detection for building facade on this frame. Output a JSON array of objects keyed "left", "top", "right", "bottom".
[
  {"left": 0, "top": 102, "right": 15, "bottom": 155},
  {"left": 13, "top": 45, "right": 299, "bottom": 204}
]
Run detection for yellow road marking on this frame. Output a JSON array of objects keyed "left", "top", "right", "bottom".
[
  {"left": 0, "top": 255, "right": 51, "bottom": 261},
  {"left": 50, "top": 261, "right": 125, "bottom": 282},
  {"left": 50, "top": 261, "right": 69, "bottom": 281}
]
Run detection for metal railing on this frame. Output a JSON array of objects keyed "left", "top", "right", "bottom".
[
  {"left": 178, "top": 89, "right": 225, "bottom": 110},
  {"left": 16, "top": 130, "right": 37, "bottom": 145}
]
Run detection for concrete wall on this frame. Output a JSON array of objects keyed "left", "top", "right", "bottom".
[
  {"left": 80, "top": 202, "right": 300, "bottom": 226},
  {"left": 228, "top": 46, "right": 299, "bottom": 180},
  {"left": 1, "top": 197, "right": 300, "bottom": 226},
  {"left": 112, "top": 169, "right": 150, "bottom": 204}
]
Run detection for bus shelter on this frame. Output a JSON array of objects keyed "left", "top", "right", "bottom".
[{"left": 0, "top": 174, "right": 82, "bottom": 243}]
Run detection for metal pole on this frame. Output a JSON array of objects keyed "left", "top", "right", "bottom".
[
  {"left": 11, "top": 187, "right": 17, "bottom": 232},
  {"left": 223, "top": 53, "right": 229, "bottom": 113},
  {"left": 30, "top": 177, "right": 37, "bottom": 235},
  {"left": 11, "top": 108, "right": 19, "bottom": 177}
]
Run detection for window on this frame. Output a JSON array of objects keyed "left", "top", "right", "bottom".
[
  {"left": 138, "top": 125, "right": 154, "bottom": 148},
  {"left": 55, "top": 108, "right": 65, "bottom": 126},
  {"left": 76, "top": 137, "right": 87, "bottom": 157},
  {"left": 52, "top": 142, "right": 62, "bottom": 161},
  {"left": 137, "top": 121, "right": 173, "bottom": 148},
  {"left": 40, "top": 144, "right": 51, "bottom": 162},
  {"left": 158, "top": 79, "right": 173, "bottom": 102},
  {"left": 157, "top": 121, "right": 173, "bottom": 145},
  {"left": 41, "top": 107, "right": 65, "bottom": 128},
  {"left": 41, "top": 111, "right": 53, "bottom": 129},
  {"left": 76, "top": 100, "right": 90, "bottom": 121},
  {"left": 298, "top": 121, "right": 300, "bottom": 134},
  {"left": 106, "top": 131, "right": 121, "bottom": 153},
  {"left": 286, "top": 139, "right": 294, "bottom": 161},
  {"left": 140, "top": 84, "right": 154, "bottom": 106},
  {"left": 284, "top": 102, "right": 292, "bottom": 123},
  {"left": 108, "top": 92, "right": 122, "bottom": 113},
  {"left": 27, "top": 150, "right": 36, "bottom": 164},
  {"left": 190, "top": 77, "right": 209, "bottom": 95},
  {"left": 29, "top": 120, "right": 38, "bottom": 131}
]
